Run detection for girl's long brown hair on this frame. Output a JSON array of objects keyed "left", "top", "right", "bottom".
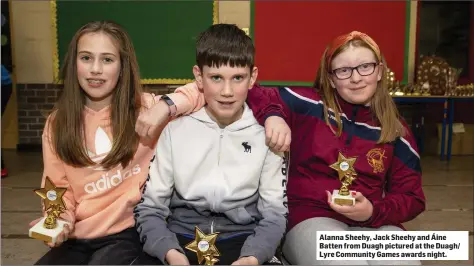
[
  {"left": 49, "top": 21, "right": 143, "bottom": 169},
  {"left": 314, "top": 32, "right": 405, "bottom": 143}
]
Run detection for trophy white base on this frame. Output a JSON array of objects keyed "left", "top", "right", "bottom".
[
  {"left": 332, "top": 189, "right": 356, "bottom": 206},
  {"left": 29, "top": 217, "right": 70, "bottom": 244}
]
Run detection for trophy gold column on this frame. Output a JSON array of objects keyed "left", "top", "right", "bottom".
[
  {"left": 29, "top": 176, "right": 71, "bottom": 244},
  {"left": 330, "top": 152, "right": 358, "bottom": 206}
]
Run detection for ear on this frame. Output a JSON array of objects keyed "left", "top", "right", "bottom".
[
  {"left": 193, "top": 65, "right": 204, "bottom": 89},
  {"left": 329, "top": 77, "right": 336, "bottom": 89},
  {"left": 377, "top": 63, "right": 384, "bottom": 82},
  {"left": 249, "top": 67, "right": 259, "bottom": 90}
]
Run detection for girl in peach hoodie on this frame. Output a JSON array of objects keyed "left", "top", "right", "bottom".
[{"left": 29, "top": 21, "right": 204, "bottom": 265}]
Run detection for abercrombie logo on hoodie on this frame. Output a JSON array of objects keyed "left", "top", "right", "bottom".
[
  {"left": 84, "top": 164, "right": 141, "bottom": 194},
  {"left": 242, "top": 142, "right": 252, "bottom": 153}
]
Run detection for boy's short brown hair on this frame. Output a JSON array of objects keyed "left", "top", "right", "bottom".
[{"left": 196, "top": 23, "right": 254, "bottom": 70}]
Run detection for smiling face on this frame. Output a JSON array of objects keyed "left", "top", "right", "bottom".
[
  {"left": 329, "top": 45, "right": 383, "bottom": 105},
  {"left": 76, "top": 32, "right": 121, "bottom": 110},
  {"left": 193, "top": 64, "right": 258, "bottom": 127}
]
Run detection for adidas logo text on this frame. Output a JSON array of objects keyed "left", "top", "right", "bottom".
[{"left": 84, "top": 164, "right": 141, "bottom": 194}]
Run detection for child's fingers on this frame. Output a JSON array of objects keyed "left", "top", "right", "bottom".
[
  {"left": 353, "top": 191, "right": 365, "bottom": 201},
  {"left": 326, "top": 190, "right": 332, "bottom": 203},
  {"left": 269, "top": 131, "right": 280, "bottom": 148},
  {"left": 265, "top": 128, "right": 273, "bottom": 146},
  {"left": 326, "top": 190, "right": 358, "bottom": 214},
  {"left": 135, "top": 119, "right": 146, "bottom": 137},
  {"left": 45, "top": 236, "right": 61, "bottom": 248},
  {"left": 327, "top": 193, "right": 349, "bottom": 213},
  {"left": 63, "top": 224, "right": 71, "bottom": 239},
  {"left": 332, "top": 204, "right": 356, "bottom": 215},
  {"left": 141, "top": 124, "right": 151, "bottom": 138},
  {"left": 46, "top": 223, "right": 72, "bottom": 248},
  {"left": 274, "top": 131, "right": 287, "bottom": 152},
  {"left": 145, "top": 125, "right": 157, "bottom": 140},
  {"left": 29, "top": 218, "right": 42, "bottom": 228},
  {"left": 57, "top": 231, "right": 64, "bottom": 244},
  {"left": 281, "top": 133, "right": 291, "bottom": 152},
  {"left": 137, "top": 128, "right": 147, "bottom": 139}
]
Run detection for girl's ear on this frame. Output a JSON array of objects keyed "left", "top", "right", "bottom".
[
  {"left": 377, "top": 63, "right": 384, "bottom": 82},
  {"left": 329, "top": 77, "right": 336, "bottom": 89},
  {"left": 193, "top": 65, "right": 203, "bottom": 89}
]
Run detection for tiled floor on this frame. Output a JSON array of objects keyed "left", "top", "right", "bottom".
[{"left": 1, "top": 150, "right": 473, "bottom": 265}]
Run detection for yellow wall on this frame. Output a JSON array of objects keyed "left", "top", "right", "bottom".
[
  {"left": 218, "top": 1, "right": 250, "bottom": 29},
  {"left": 3, "top": 1, "right": 55, "bottom": 148},
  {"left": 407, "top": 1, "right": 418, "bottom": 84},
  {"left": 1, "top": 85, "right": 17, "bottom": 149},
  {"left": 11, "top": 1, "right": 54, "bottom": 84}
]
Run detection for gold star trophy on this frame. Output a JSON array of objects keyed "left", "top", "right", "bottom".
[
  {"left": 29, "top": 176, "right": 71, "bottom": 244},
  {"left": 330, "top": 152, "right": 358, "bottom": 206},
  {"left": 185, "top": 226, "right": 220, "bottom": 265}
]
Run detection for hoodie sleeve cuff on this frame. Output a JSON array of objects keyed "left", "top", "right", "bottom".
[
  {"left": 239, "top": 245, "right": 269, "bottom": 265},
  {"left": 148, "top": 236, "right": 184, "bottom": 264},
  {"left": 263, "top": 112, "right": 286, "bottom": 124},
  {"left": 171, "top": 82, "right": 205, "bottom": 116}
]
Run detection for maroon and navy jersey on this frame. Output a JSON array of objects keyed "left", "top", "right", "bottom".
[{"left": 247, "top": 85, "right": 425, "bottom": 230}]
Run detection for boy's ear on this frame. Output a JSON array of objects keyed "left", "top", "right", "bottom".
[
  {"left": 249, "top": 67, "right": 258, "bottom": 90},
  {"left": 193, "top": 65, "right": 203, "bottom": 89}
]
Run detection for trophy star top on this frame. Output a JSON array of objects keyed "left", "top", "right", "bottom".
[
  {"left": 185, "top": 226, "right": 220, "bottom": 264},
  {"left": 329, "top": 152, "right": 358, "bottom": 180},
  {"left": 34, "top": 176, "right": 67, "bottom": 211}
]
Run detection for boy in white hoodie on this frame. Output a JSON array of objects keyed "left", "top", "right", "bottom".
[{"left": 133, "top": 24, "right": 288, "bottom": 265}]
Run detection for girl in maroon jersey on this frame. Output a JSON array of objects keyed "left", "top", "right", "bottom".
[{"left": 246, "top": 31, "right": 425, "bottom": 265}]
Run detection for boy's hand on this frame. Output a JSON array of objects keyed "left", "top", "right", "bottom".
[
  {"left": 135, "top": 100, "right": 170, "bottom": 141},
  {"left": 231, "top": 256, "right": 259, "bottom": 265},
  {"left": 326, "top": 190, "right": 373, "bottom": 222},
  {"left": 264, "top": 116, "right": 291, "bottom": 152},
  {"left": 29, "top": 218, "right": 73, "bottom": 248},
  {"left": 165, "top": 249, "right": 190, "bottom": 265}
]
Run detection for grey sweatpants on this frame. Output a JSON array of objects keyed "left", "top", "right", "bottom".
[{"left": 282, "top": 217, "right": 421, "bottom": 265}]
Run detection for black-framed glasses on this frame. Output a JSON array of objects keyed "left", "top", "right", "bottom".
[{"left": 330, "top": 62, "right": 378, "bottom": 80}]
